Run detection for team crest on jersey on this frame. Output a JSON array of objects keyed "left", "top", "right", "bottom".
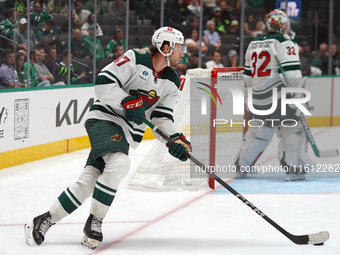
[
  {"left": 111, "top": 134, "right": 122, "bottom": 142},
  {"left": 130, "top": 89, "right": 160, "bottom": 110}
]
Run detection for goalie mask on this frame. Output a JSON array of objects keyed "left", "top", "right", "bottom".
[
  {"left": 152, "top": 27, "right": 186, "bottom": 66},
  {"left": 266, "top": 9, "right": 294, "bottom": 38}
]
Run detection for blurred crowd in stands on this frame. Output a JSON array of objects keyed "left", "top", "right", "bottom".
[{"left": 0, "top": 0, "right": 339, "bottom": 88}]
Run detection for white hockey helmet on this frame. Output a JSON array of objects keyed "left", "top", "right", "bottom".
[
  {"left": 151, "top": 27, "right": 186, "bottom": 59},
  {"left": 266, "top": 9, "right": 291, "bottom": 34}
]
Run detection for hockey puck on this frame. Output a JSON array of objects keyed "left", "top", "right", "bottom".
[{"left": 313, "top": 243, "right": 324, "bottom": 246}]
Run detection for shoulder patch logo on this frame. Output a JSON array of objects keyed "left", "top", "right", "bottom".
[
  {"left": 138, "top": 70, "right": 149, "bottom": 81},
  {"left": 111, "top": 134, "right": 122, "bottom": 142},
  {"left": 133, "top": 48, "right": 147, "bottom": 54}
]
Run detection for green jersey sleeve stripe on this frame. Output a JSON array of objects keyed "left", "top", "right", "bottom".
[
  {"left": 95, "top": 73, "right": 119, "bottom": 87},
  {"left": 151, "top": 111, "right": 174, "bottom": 122},
  {"left": 155, "top": 106, "right": 173, "bottom": 112},
  {"left": 243, "top": 69, "right": 251, "bottom": 76},
  {"left": 279, "top": 65, "right": 301, "bottom": 73},
  {"left": 281, "top": 60, "right": 300, "bottom": 65},
  {"left": 130, "top": 132, "right": 143, "bottom": 143},
  {"left": 281, "top": 62, "right": 300, "bottom": 67},
  {"left": 97, "top": 70, "right": 123, "bottom": 88},
  {"left": 91, "top": 104, "right": 145, "bottom": 134}
]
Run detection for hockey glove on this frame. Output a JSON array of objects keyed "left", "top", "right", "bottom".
[
  {"left": 166, "top": 133, "right": 192, "bottom": 161},
  {"left": 121, "top": 94, "right": 145, "bottom": 125}
]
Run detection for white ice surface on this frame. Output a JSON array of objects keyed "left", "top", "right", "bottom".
[{"left": 0, "top": 126, "right": 339, "bottom": 255}]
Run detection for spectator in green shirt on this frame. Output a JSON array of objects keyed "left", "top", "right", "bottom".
[
  {"left": 24, "top": 48, "right": 51, "bottom": 87},
  {"left": 31, "top": 2, "right": 53, "bottom": 26},
  {"left": 105, "top": 28, "right": 126, "bottom": 58},
  {"left": 84, "top": 24, "right": 104, "bottom": 59},
  {"left": 36, "top": 19, "right": 56, "bottom": 42},
  {"left": 0, "top": 8, "right": 19, "bottom": 48},
  {"left": 64, "top": 28, "right": 90, "bottom": 59},
  {"left": 15, "top": 52, "right": 27, "bottom": 87}
]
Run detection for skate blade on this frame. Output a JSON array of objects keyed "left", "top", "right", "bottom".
[
  {"left": 81, "top": 234, "right": 100, "bottom": 249},
  {"left": 24, "top": 222, "right": 37, "bottom": 246},
  {"left": 235, "top": 172, "right": 247, "bottom": 179},
  {"left": 286, "top": 174, "right": 306, "bottom": 181}
]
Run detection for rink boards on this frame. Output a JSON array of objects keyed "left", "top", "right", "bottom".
[{"left": 0, "top": 75, "right": 340, "bottom": 169}]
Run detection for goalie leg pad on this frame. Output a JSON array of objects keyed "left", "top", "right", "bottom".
[
  {"left": 90, "top": 152, "right": 130, "bottom": 219},
  {"left": 49, "top": 166, "right": 101, "bottom": 223},
  {"left": 277, "top": 122, "right": 315, "bottom": 181},
  {"left": 237, "top": 126, "right": 275, "bottom": 167},
  {"left": 277, "top": 122, "right": 315, "bottom": 168}
]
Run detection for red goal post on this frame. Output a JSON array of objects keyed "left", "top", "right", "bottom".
[{"left": 209, "top": 68, "right": 245, "bottom": 188}]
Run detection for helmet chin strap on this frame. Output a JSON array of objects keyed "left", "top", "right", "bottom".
[{"left": 158, "top": 48, "right": 173, "bottom": 67}]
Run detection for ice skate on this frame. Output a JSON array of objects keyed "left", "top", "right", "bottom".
[
  {"left": 285, "top": 171, "right": 306, "bottom": 181},
  {"left": 234, "top": 158, "right": 248, "bottom": 179},
  {"left": 81, "top": 214, "right": 103, "bottom": 249},
  {"left": 285, "top": 166, "right": 307, "bottom": 181},
  {"left": 282, "top": 160, "right": 306, "bottom": 181},
  {"left": 234, "top": 160, "right": 257, "bottom": 179},
  {"left": 24, "top": 212, "right": 54, "bottom": 246},
  {"left": 235, "top": 167, "right": 248, "bottom": 179}
]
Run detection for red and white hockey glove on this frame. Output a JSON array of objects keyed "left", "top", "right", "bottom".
[
  {"left": 166, "top": 133, "right": 192, "bottom": 161},
  {"left": 121, "top": 94, "right": 145, "bottom": 125}
]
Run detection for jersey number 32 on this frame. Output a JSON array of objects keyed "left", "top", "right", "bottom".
[{"left": 250, "top": 51, "right": 271, "bottom": 78}]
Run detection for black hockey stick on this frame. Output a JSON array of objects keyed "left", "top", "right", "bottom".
[
  {"left": 269, "top": 43, "right": 339, "bottom": 158},
  {"left": 144, "top": 118, "right": 330, "bottom": 245}
]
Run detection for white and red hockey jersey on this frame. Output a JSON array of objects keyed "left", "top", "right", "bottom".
[
  {"left": 243, "top": 33, "right": 302, "bottom": 108},
  {"left": 87, "top": 48, "right": 180, "bottom": 149}
]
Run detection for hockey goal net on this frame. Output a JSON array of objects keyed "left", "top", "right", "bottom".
[{"left": 129, "top": 67, "right": 245, "bottom": 190}]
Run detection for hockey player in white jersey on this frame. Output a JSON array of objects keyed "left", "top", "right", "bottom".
[
  {"left": 24, "top": 27, "right": 191, "bottom": 249},
  {"left": 235, "top": 9, "right": 315, "bottom": 181}
]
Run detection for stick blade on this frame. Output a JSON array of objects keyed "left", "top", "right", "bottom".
[
  {"left": 308, "top": 231, "right": 330, "bottom": 245},
  {"left": 290, "top": 231, "right": 330, "bottom": 245},
  {"left": 318, "top": 150, "right": 339, "bottom": 158}
]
